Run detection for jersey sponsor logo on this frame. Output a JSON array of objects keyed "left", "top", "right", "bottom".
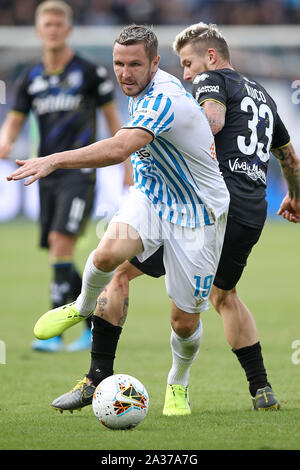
[
  {"left": 193, "top": 73, "right": 209, "bottom": 84},
  {"left": 135, "top": 148, "right": 151, "bottom": 159},
  {"left": 32, "top": 93, "right": 82, "bottom": 114},
  {"left": 134, "top": 108, "right": 160, "bottom": 121},
  {"left": 195, "top": 85, "right": 219, "bottom": 101},
  {"left": 27, "top": 76, "right": 49, "bottom": 95},
  {"left": 244, "top": 84, "right": 266, "bottom": 103},
  {"left": 229, "top": 158, "right": 266, "bottom": 184}
]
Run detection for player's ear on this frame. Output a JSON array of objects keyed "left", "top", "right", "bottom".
[
  {"left": 152, "top": 55, "right": 160, "bottom": 71},
  {"left": 206, "top": 48, "right": 218, "bottom": 66}
]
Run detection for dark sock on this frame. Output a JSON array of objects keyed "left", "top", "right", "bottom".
[
  {"left": 51, "top": 262, "right": 74, "bottom": 309},
  {"left": 87, "top": 315, "right": 122, "bottom": 386},
  {"left": 232, "top": 342, "right": 270, "bottom": 397}
]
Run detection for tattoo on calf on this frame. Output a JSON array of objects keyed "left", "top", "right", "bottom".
[
  {"left": 118, "top": 297, "right": 129, "bottom": 327},
  {"left": 96, "top": 296, "right": 108, "bottom": 318}
]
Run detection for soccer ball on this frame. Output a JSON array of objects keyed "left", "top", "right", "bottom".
[{"left": 92, "top": 374, "right": 149, "bottom": 430}]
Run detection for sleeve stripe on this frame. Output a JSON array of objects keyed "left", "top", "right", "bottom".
[
  {"left": 10, "top": 110, "right": 27, "bottom": 118},
  {"left": 100, "top": 99, "right": 115, "bottom": 109},
  {"left": 271, "top": 141, "right": 290, "bottom": 150},
  {"left": 199, "top": 98, "right": 227, "bottom": 110},
  {"left": 122, "top": 126, "right": 155, "bottom": 141}
]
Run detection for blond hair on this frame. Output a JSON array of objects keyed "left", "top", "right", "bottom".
[
  {"left": 173, "top": 22, "right": 230, "bottom": 61},
  {"left": 35, "top": 1, "right": 73, "bottom": 25}
]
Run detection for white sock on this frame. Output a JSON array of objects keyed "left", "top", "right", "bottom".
[
  {"left": 75, "top": 250, "right": 115, "bottom": 316},
  {"left": 167, "top": 320, "right": 203, "bottom": 387}
]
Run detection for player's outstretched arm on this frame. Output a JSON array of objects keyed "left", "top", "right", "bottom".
[
  {"left": 272, "top": 142, "right": 300, "bottom": 223},
  {"left": 7, "top": 127, "right": 152, "bottom": 186},
  {"left": 102, "top": 101, "right": 134, "bottom": 187}
]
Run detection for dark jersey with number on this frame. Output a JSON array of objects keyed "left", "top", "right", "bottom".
[
  {"left": 192, "top": 69, "right": 290, "bottom": 228},
  {"left": 12, "top": 53, "right": 115, "bottom": 181}
]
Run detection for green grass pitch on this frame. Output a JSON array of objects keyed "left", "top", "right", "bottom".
[{"left": 0, "top": 219, "right": 300, "bottom": 451}]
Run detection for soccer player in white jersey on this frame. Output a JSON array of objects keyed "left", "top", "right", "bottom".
[{"left": 8, "top": 25, "right": 230, "bottom": 415}]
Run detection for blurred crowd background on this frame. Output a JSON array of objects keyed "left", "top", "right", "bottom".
[
  {"left": 0, "top": 0, "right": 299, "bottom": 222},
  {"left": 0, "top": 0, "right": 300, "bottom": 26}
]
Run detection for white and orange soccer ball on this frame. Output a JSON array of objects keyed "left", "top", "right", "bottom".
[{"left": 92, "top": 374, "right": 149, "bottom": 430}]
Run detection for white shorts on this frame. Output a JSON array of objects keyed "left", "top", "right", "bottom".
[{"left": 111, "top": 187, "right": 227, "bottom": 314}]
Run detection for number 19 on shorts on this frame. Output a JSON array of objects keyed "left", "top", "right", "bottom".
[{"left": 194, "top": 275, "right": 213, "bottom": 299}]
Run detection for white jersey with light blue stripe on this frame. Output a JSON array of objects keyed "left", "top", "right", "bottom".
[{"left": 123, "top": 69, "right": 229, "bottom": 228}]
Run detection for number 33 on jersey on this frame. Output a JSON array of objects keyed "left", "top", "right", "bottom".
[{"left": 192, "top": 69, "right": 290, "bottom": 229}]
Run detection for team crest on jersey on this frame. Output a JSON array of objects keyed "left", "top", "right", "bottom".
[
  {"left": 67, "top": 70, "right": 83, "bottom": 88},
  {"left": 193, "top": 73, "right": 209, "bottom": 84},
  {"left": 49, "top": 75, "right": 60, "bottom": 87}
]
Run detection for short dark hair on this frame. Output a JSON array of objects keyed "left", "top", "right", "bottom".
[
  {"left": 114, "top": 24, "right": 158, "bottom": 61},
  {"left": 173, "top": 22, "right": 230, "bottom": 62}
]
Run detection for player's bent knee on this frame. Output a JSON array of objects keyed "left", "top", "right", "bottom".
[
  {"left": 172, "top": 320, "right": 199, "bottom": 338},
  {"left": 93, "top": 249, "right": 120, "bottom": 273},
  {"left": 171, "top": 310, "right": 200, "bottom": 338}
]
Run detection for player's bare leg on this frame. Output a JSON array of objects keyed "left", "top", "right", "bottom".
[
  {"left": 163, "top": 302, "right": 203, "bottom": 416},
  {"left": 93, "top": 261, "right": 143, "bottom": 326},
  {"left": 210, "top": 285, "right": 258, "bottom": 349},
  {"left": 210, "top": 285, "right": 280, "bottom": 410},
  {"left": 48, "top": 230, "right": 77, "bottom": 259}
]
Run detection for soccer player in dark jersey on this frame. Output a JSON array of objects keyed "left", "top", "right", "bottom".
[
  {"left": 0, "top": 1, "right": 133, "bottom": 352},
  {"left": 171, "top": 22, "right": 299, "bottom": 410},
  {"left": 10, "top": 22, "right": 299, "bottom": 415}
]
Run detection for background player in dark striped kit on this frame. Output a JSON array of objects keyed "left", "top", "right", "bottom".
[{"left": 0, "top": 1, "right": 133, "bottom": 352}]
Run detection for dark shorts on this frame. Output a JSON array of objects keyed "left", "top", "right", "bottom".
[
  {"left": 39, "top": 175, "right": 95, "bottom": 248},
  {"left": 130, "top": 245, "right": 165, "bottom": 278},
  {"left": 213, "top": 217, "right": 263, "bottom": 290},
  {"left": 129, "top": 217, "right": 263, "bottom": 290}
]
